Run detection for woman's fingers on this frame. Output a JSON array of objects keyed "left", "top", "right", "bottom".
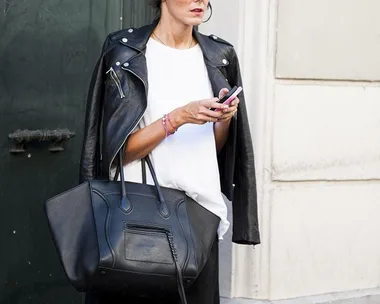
[
  {"left": 216, "top": 97, "right": 240, "bottom": 122},
  {"left": 221, "top": 98, "right": 239, "bottom": 113},
  {"left": 218, "top": 109, "right": 238, "bottom": 122},
  {"left": 230, "top": 97, "right": 240, "bottom": 107},
  {"left": 185, "top": 96, "right": 239, "bottom": 125},
  {"left": 200, "top": 98, "right": 228, "bottom": 110},
  {"left": 228, "top": 97, "right": 240, "bottom": 108},
  {"left": 201, "top": 108, "right": 225, "bottom": 118},
  {"left": 196, "top": 114, "right": 218, "bottom": 124},
  {"left": 218, "top": 88, "right": 229, "bottom": 99}
]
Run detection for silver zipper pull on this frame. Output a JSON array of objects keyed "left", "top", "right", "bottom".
[{"left": 106, "top": 67, "right": 126, "bottom": 98}]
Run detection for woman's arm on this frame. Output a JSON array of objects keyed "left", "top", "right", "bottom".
[
  {"left": 214, "top": 120, "right": 232, "bottom": 153},
  {"left": 213, "top": 88, "right": 240, "bottom": 153},
  {"left": 124, "top": 98, "right": 228, "bottom": 164}
]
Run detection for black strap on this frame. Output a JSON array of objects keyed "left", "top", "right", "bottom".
[
  {"left": 113, "top": 161, "right": 120, "bottom": 182},
  {"left": 166, "top": 231, "right": 187, "bottom": 304},
  {"left": 175, "top": 263, "right": 187, "bottom": 304},
  {"left": 141, "top": 158, "right": 147, "bottom": 184},
  {"left": 174, "top": 260, "right": 187, "bottom": 304},
  {"left": 113, "top": 156, "right": 146, "bottom": 183}
]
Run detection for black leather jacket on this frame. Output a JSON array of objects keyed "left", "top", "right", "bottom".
[{"left": 79, "top": 22, "right": 260, "bottom": 245}]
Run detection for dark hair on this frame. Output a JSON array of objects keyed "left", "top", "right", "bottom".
[
  {"left": 149, "top": 0, "right": 161, "bottom": 11},
  {"left": 149, "top": 1, "right": 212, "bottom": 21}
]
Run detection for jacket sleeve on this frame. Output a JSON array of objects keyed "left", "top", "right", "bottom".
[
  {"left": 79, "top": 37, "right": 111, "bottom": 183},
  {"left": 228, "top": 47, "right": 261, "bottom": 245}
]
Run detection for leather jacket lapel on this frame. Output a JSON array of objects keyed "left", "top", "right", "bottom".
[
  {"left": 119, "top": 22, "right": 156, "bottom": 52},
  {"left": 120, "top": 52, "right": 149, "bottom": 96},
  {"left": 116, "top": 23, "right": 156, "bottom": 95},
  {"left": 206, "top": 64, "right": 231, "bottom": 97},
  {"left": 195, "top": 30, "right": 232, "bottom": 96}
]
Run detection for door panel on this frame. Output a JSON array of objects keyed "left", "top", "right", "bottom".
[
  {"left": 123, "top": 1, "right": 156, "bottom": 28},
  {"left": 0, "top": 0, "right": 153, "bottom": 303}
]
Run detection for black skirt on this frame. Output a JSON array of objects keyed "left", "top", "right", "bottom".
[{"left": 85, "top": 238, "right": 220, "bottom": 304}]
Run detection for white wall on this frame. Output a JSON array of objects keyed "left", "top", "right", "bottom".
[
  {"left": 203, "top": 0, "right": 380, "bottom": 301},
  {"left": 276, "top": 0, "right": 380, "bottom": 81}
]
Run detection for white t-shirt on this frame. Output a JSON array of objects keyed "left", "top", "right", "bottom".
[{"left": 116, "top": 38, "right": 230, "bottom": 239}]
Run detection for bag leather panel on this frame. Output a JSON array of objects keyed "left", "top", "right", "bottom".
[
  {"left": 44, "top": 182, "right": 99, "bottom": 291},
  {"left": 90, "top": 267, "right": 179, "bottom": 296},
  {"left": 90, "top": 189, "right": 115, "bottom": 268},
  {"left": 103, "top": 190, "right": 185, "bottom": 276},
  {"left": 124, "top": 229, "right": 173, "bottom": 264},
  {"left": 175, "top": 198, "right": 197, "bottom": 280},
  {"left": 186, "top": 196, "right": 220, "bottom": 273}
]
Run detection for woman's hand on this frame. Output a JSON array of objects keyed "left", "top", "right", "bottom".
[
  {"left": 169, "top": 88, "right": 239, "bottom": 129},
  {"left": 216, "top": 88, "right": 240, "bottom": 123},
  {"left": 171, "top": 98, "right": 229, "bottom": 127}
]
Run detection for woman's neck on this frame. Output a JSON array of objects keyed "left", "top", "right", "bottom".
[{"left": 153, "top": 17, "right": 194, "bottom": 50}]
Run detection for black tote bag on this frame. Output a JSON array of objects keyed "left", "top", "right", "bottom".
[{"left": 44, "top": 152, "right": 219, "bottom": 303}]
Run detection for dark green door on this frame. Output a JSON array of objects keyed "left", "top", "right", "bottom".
[{"left": 0, "top": 1, "right": 154, "bottom": 303}]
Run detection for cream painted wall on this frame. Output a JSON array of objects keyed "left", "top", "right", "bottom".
[
  {"left": 202, "top": 0, "right": 380, "bottom": 301},
  {"left": 272, "top": 0, "right": 380, "bottom": 299},
  {"left": 269, "top": 182, "right": 380, "bottom": 299},
  {"left": 276, "top": 0, "right": 380, "bottom": 81},
  {"left": 272, "top": 84, "right": 380, "bottom": 181}
]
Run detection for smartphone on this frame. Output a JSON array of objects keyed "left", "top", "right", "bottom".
[{"left": 212, "top": 86, "right": 243, "bottom": 111}]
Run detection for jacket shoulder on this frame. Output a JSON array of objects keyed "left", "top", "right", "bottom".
[
  {"left": 197, "top": 31, "right": 234, "bottom": 48},
  {"left": 195, "top": 31, "right": 236, "bottom": 63},
  {"left": 208, "top": 33, "right": 234, "bottom": 48},
  {"left": 102, "top": 28, "right": 134, "bottom": 52},
  {"left": 106, "top": 23, "right": 147, "bottom": 42},
  {"left": 101, "top": 23, "right": 153, "bottom": 52}
]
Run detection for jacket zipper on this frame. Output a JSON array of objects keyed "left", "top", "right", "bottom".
[
  {"left": 108, "top": 68, "right": 148, "bottom": 175},
  {"left": 106, "top": 67, "right": 126, "bottom": 99}
]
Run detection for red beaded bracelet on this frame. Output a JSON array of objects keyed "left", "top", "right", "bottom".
[
  {"left": 162, "top": 114, "right": 175, "bottom": 138},
  {"left": 166, "top": 114, "right": 177, "bottom": 132}
]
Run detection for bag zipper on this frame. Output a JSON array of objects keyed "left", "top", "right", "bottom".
[
  {"left": 126, "top": 224, "right": 167, "bottom": 234},
  {"left": 126, "top": 225, "right": 178, "bottom": 261},
  {"left": 106, "top": 67, "right": 126, "bottom": 99}
]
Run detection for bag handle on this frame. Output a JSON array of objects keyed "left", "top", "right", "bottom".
[
  {"left": 141, "top": 158, "right": 147, "bottom": 184},
  {"left": 115, "top": 151, "right": 186, "bottom": 303},
  {"left": 114, "top": 158, "right": 146, "bottom": 184},
  {"left": 116, "top": 150, "right": 170, "bottom": 218}
]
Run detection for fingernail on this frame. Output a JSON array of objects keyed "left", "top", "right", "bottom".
[{"left": 223, "top": 105, "right": 229, "bottom": 109}]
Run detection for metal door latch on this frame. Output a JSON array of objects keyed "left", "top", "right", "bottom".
[{"left": 8, "top": 129, "right": 75, "bottom": 153}]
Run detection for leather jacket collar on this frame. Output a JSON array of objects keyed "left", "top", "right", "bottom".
[
  {"left": 117, "top": 21, "right": 231, "bottom": 68},
  {"left": 102, "top": 21, "right": 234, "bottom": 108}
]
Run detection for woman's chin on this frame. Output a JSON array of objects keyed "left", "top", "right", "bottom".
[{"left": 183, "top": 17, "right": 203, "bottom": 27}]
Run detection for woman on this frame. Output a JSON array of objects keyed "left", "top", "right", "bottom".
[{"left": 80, "top": 0, "right": 260, "bottom": 303}]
